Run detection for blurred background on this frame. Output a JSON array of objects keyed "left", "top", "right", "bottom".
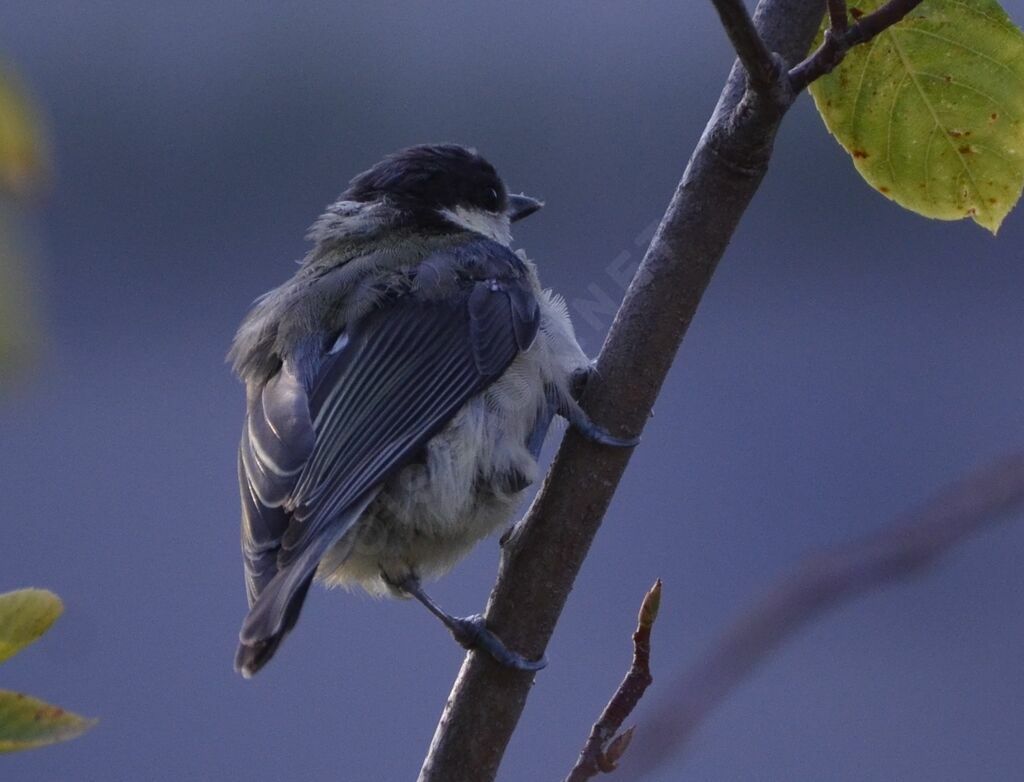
[{"left": 2, "top": 2, "right": 1023, "bottom": 780}]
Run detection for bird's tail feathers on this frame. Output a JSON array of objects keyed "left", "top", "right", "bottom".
[
  {"left": 235, "top": 537, "right": 332, "bottom": 678},
  {"left": 235, "top": 496, "right": 377, "bottom": 678},
  {"left": 235, "top": 572, "right": 314, "bottom": 678}
]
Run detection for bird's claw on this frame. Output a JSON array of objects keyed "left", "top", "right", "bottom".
[
  {"left": 449, "top": 614, "right": 547, "bottom": 671},
  {"left": 570, "top": 415, "right": 640, "bottom": 448},
  {"left": 563, "top": 368, "right": 640, "bottom": 448}
]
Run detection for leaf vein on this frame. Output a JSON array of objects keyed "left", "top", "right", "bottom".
[
  {"left": 890, "top": 28, "right": 986, "bottom": 217},
  {"left": 897, "top": 26, "right": 1017, "bottom": 76},
  {"left": 924, "top": 125, "right": 938, "bottom": 204},
  {"left": 850, "top": 37, "right": 884, "bottom": 141},
  {"left": 945, "top": 0, "right": 1013, "bottom": 30},
  {"left": 962, "top": 141, "right": 1024, "bottom": 176},
  {"left": 885, "top": 70, "right": 911, "bottom": 184},
  {"left": 915, "top": 71, "right": 1019, "bottom": 122}
]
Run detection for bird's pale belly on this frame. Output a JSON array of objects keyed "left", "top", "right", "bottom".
[{"left": 314, "top": 355, "right": 548, "bottom": 597}]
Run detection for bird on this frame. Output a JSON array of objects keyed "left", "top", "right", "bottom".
[{"left": 229, "top": 143, "right": 635, "bottom": 678}]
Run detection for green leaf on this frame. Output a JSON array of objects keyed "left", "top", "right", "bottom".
[
  {"left": 0, "top": 589, "right": 63, "bottom": 664},
  {"left": 809, "top": 0, "right": 1024, "bottom": 233},
  {"left": 0, "top": 690, "right": 95, "bottom": 752}
]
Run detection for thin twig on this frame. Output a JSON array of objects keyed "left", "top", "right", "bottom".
[
  {"left": 789, "top": 0, "right": 926, "bottom": 91},
  {"left": 709, "top": 0, "right": 781, "bottom": 96},
  {"left": 632, "top": 452, "right": 1024, "bottom": 774},
  {"left": 565, "top": 580, "right": 663, "bottom": 782},
  {"left": 826, "top": 0, "right": 849, "bottom": 33}
]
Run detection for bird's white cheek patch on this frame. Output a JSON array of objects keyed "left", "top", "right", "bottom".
[{"left": 439, "top": 207, "right": 512, "bottom": 246}]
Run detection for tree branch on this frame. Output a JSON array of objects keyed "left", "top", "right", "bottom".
[
  {"left": 632, "top": 452, "right": 1024, "bottom": 774},
  {"left": 709, "top": 0, "right": 782, "bottom": 97},
  {"left": 788, "top": 0, "right": 926, "bottom": 91},
  {"left": 565, "top": 580, "right": 662, "bottom": 782},
  {"left": 417, "top": 3, "right": 827, "bottom": 780}
]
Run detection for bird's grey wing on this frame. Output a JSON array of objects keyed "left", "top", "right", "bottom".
[
  {"left": 237, "top": 270, "right": 539, "bottom": 674},
  {"left": 281, "top": 277, "right": 539, "bottom": 564}
]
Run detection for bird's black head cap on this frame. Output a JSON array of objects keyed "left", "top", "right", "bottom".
[{"left": 344, "top": 144, "right": 508, "bottom": 218}]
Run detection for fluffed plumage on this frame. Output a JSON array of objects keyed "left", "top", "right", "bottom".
[{"left": 230, "top": 145, "right": 593, "bottom": 676}]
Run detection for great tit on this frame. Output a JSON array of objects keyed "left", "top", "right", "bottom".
[{"left": 230, "top": 144, "right": 633, "bottom": 677}]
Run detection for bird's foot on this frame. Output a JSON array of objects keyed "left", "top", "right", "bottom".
[
  {"left": 447, "top": 613, "right": 547, "bottom": 672},
  {"left": 563, "top": 368, "right": 640, "bottom": 448},
  {"left": 388, "top": 573, "right": 546, "bottom": 671}
]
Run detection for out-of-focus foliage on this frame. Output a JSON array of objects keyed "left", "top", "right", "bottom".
[
  {"left": 0, "top": 589, "right": 95, "bottom": 753},
  {"left": 809, "top": 0, "right": 1024, "bottom": 234},
  {"left": 0, "top": 67, "right": 48, "bottom": 198},
  {"left": 0, "top": 63, "right": 48, "bottom": 379},
  {"left": 0, "top": 207, "right": 42, "bottom": 380},
  {"left": 0, "top": 690, "right": 96, "bottom": 753},
  {"left": 0, "top": 588, "right": 61, "bottom": 664}
]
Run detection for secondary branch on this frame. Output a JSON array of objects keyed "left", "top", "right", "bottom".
[
  {"left": 789, "top": 0, "right": 926, "bottom": 90},
  {"left": 564, "top": 580, "right": 662, "bottom": 782},
  {"left": 632, "top": 452, "right": 1024, "bottom": 773}
]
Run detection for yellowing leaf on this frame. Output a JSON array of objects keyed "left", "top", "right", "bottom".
[
  {"left": 0, "top": 690, "right": 95, "bottom": 752},
  {"left": 809, "top": 0, "right": 1024, "bottom": 233},
  {"left": 0, "top": 589, "right": 63, "bottom": 664}
]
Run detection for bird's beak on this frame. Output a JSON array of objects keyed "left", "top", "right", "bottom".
[{"left": 508, "top": 193, "right": 544, "bottom": 223}]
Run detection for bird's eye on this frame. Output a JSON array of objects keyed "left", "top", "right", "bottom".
[{"left": 486, "top": 188, "right": 500, "bottom": 212}]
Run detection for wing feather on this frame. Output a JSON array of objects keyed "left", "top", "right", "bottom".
[
  {"left": 238, "top": 361, "right": 315, "bottom": 605},
  {"left": 280, "top": 283, "right": 535, "bottom": 563}
]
